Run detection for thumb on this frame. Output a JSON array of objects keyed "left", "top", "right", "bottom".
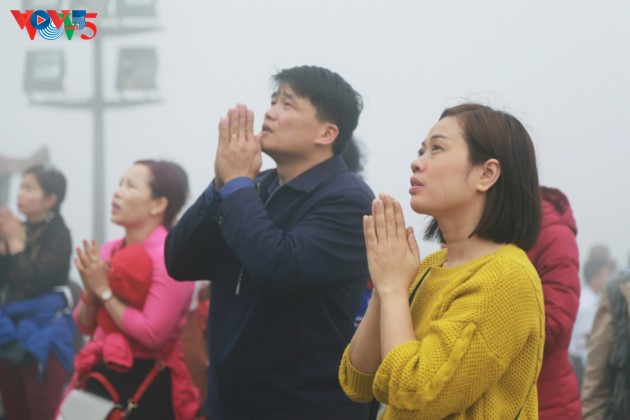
[
  {"left": 407, "top": 226, "right": 420, "bottom": 262},
  {"left": 253, "top": 132, "right": 263, "bottom": 147}
]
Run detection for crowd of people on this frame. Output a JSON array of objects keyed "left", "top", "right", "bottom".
[{"left": 0, "top": 65, "right": 626, "bottom": 419}]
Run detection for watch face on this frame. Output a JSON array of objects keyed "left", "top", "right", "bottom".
[{"left": 100, "top": 289, "right": 113, "bottom": 301}]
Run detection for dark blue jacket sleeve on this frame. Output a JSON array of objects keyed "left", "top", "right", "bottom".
[{"left": 164, "top": 182, "right": 225, "bottom": 280}]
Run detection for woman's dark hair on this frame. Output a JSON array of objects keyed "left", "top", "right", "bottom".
[
  {"left": 134, "top": 160, "right": 189, "bottom": 228},
  {"left": 23, "top": 164, "right": 67, "bottom": 216},
  {"left": 424, "top": 103, "right": 541, "bottom": 251}
]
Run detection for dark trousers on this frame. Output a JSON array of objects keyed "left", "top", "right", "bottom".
[
  {"left": 86, "top": 358, "right": 174, "bottom": 420},
  {"left": 0, "top": 354, "right": 69, "bottom": 420}
]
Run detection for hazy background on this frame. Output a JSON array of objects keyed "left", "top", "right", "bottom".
[{"left": 2, "top": 0, "right": 629, "bottom": 281}]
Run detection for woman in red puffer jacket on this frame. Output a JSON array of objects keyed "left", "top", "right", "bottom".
[{"left": 527, "top": 186, "right": 582, "bottom": 419}]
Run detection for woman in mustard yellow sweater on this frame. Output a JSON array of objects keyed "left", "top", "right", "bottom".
[{"left": 340, "top": 103, "right": 545, "bottom": 419}]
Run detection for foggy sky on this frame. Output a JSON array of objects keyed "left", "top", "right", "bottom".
[{"left": 2, "top": 0, "right": 629, "bottom": 278}]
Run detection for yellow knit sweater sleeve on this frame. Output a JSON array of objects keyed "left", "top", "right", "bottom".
[
  {"left": 374, "top": 246, "right": 544, "bottom": 419},
  {"left": 338, "top": 252, "right": 444, "bottom": 403},
  {"left": 339, "top": 346, "right": 377, "bottom": 403}
]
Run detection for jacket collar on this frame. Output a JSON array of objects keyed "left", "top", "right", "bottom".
[{"left": 259, "top": 155, "right": 349, "bottom": 195}]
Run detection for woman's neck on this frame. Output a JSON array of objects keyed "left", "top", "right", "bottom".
[
  {"left": 436, "top": 198, "right": 504, "bottom": 267},
  {"left": 438, "top": 214, "right": 506, "bottom": 268},
  {"left": 124, "top": 219, "right": 162, "bottom": 245},
  {"left": 442, "top": 236, "right": 507, "bottom": 268},
  {"left": 26, "top": 211, "right": 50, "bottom": 224}
]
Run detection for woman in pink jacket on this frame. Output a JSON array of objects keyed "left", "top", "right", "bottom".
[
  {"left": 68, "top": 160, "right": 198, "bottom": 420},
  {"left": 527, "top": 186, "right": 582, "bottom": 419}
]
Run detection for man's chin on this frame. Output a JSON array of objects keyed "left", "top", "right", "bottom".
[{"left": 260, "top": 144, "right": 274, "bottom": 158}]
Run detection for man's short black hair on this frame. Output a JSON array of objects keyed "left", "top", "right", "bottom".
[{"left": 272, "top": 65, "right": 363, "bottom": 155}]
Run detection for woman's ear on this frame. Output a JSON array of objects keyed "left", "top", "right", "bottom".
[
  {"left": 150, "top": 197, "right": 168, "bottom": 217},
  {"left": 477, "top": 158, "right": 501, "bottom": 192},
  {"left": 43, "top": 193, "right": 58, "bottom": 212}
]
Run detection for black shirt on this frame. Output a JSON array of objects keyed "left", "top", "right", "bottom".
[{"left": 0, "top": 214, "right": 72, "bottom": 304}]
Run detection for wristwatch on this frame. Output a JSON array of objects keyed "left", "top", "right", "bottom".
[{"left": 98, "top": 288, "right": 113, "bottom": 303}]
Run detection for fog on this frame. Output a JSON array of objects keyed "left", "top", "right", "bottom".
[{"left": 2, "top": 0, "right": 629, "bottom": 280}]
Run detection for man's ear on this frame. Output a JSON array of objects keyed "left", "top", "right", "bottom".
[
  {"left": 314, "top": 123, "right": 339, "bottom": 147},
  {"left": 477, "top": 158, "right": 501, "bottom": 192}
]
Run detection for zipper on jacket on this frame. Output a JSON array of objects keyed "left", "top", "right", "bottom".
[
  {"left": 235, "top": 180, "right": 280, "bottom": 295},
  {"left": 235, "top": 268, "right": 244, "bottom": 295}
]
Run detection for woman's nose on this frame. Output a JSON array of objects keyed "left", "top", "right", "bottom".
[{"left": 410, "top": 156, "right": 424, "bottom": 173}]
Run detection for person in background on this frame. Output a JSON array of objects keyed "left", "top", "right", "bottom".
[
  {"left": 582, "top": 266, "right": 630, "bottom": 418},
  {"left": 569, "top": 254, "right": 615, "bottom": 386},
  {"left": 527, "top": 186, "right": 581, "bottom": 419},
  {"left": 165, "top": 65, "right": 374, "bottom": 419},
  {"left": 587, "top": 243, "right": 613, "bottom": 262},
  {"left": 67, "top": 159, "right": 198, "bottom": 419},
  {"left": 341, "top": 137, "right": 374, "bottom": 328},
  {"left": 0, "top": 165, "right": 74, "bottom": 420},
  {"left": 341, "top": 136, "right": 366, "bottom": 176},
  {"left": 340, "top": 103, "right": 545, "bottom": 419},
  {"left": 181, "top": 280, "right": 210, "bottom": 410}
]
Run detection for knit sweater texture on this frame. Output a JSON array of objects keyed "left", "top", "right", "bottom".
[{"left": 339, "top": 244, "right": 545, "bottom": 419}]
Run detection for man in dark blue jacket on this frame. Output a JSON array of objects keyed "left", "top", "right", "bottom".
[{"left": 165, "top": 65, "right": 373, "bottom": 419}]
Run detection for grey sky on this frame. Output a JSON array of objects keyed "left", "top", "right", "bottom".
[{"left": 2, "top": 0, "right": 629, "bottom": 275}]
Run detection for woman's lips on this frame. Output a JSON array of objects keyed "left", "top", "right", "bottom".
[{"left": 409, "top": 177, "right": 424, "bottom": 194}]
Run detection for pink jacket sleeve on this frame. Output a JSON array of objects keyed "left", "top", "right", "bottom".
[{"left": 120, "top": 231, "right": 193, "bottom": 351}]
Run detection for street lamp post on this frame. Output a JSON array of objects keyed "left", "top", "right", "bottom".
[
  {"left": 93, "top": 32, "right": 105, "bottom": 242},
  {"left": 23, "top": 8, "right": 162, "bottom": 243}
]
